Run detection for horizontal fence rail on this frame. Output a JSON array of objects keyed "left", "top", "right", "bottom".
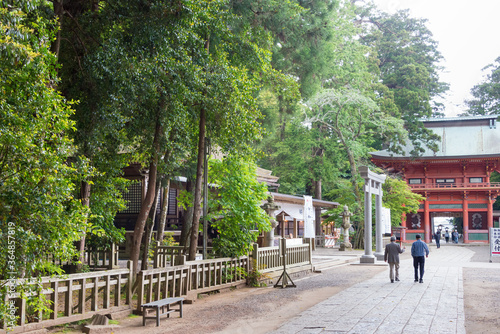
[
  {"left": 4, "top": 240, "right": 312, "bottom": 332},
  {"left": 46, "top": 243, "right": 119, "bottom": 271},
  {"left": 153, "top": 244, "right": 214, "bottom": 268},
  {"left": 136, "top": 265, "right": 190, "bottom": 313},
  {"left": 137, "top": 256, "right": 248, "bottom": 312},
  {"left": 1, "top": 262, "right": 133, "bottom": 333},
  {"left": 253, "top": 243, "right": 312, "bottom": 273}
]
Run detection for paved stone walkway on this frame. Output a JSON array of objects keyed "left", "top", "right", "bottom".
[{"left": 271, "top": 245, "right": 500, "bottom": 334}]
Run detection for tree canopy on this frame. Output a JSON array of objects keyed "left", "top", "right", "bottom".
[
  {"left": 464, "top": 56, "right": 500, "bottom": 116},
  {"left": 0, "top": 0, "right": 87, "bottom": 280},
  {"left": 0, "top": 0, "right": 449, "bottom": 282}
]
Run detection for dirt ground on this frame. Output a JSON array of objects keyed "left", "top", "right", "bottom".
[
  {"left": 116, "top": 265, "right": 385, "bottom": 334},
  {"left": 49, "top": 245, "right": 499, "bottom": 334},
  {"left": 463, "top": 246, "right": 500, "bottom": 333}
]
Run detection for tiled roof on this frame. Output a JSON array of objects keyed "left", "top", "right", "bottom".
[{"left": 372, "top": 115, "right": 500, "bottom": 159}]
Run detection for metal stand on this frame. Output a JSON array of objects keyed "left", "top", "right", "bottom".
[{"left": 274, "top": 238, "right": 296, "bottom": 288}]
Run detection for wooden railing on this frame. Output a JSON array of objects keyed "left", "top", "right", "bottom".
[
  {"left": 410, "top": 182, "right": 500, "bottom": 190},
  {"left": 136, "top": 265, "right": 190, "bottom": 313},
  {"left": 137, "top": 256, "right": 248, "bottom": 312},
  {"left": 189, "top": 257, "right": 248, "bottom": 293},
  {"left": 4, "top": 243, "right": 311, "bottom": 332},
  {"left": 85, "top": 243, "right": 119, "bottom": 270},
  {"left": 47, "top": 243, "right": 119, "bottom": 271},
  {"left": 252, "top": 243, "right": 312, "bottom": 274},
  {"left": 1, "top": 262, "right": 133, "bottom": 333},
  {"left": 153, "top": 244, "right": 214, "bottom": 268}
]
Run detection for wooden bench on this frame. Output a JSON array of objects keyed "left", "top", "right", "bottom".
[{"left": 141, "top": 297, "right": 184, "bottom": 326}]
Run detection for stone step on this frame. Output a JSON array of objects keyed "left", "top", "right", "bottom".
[{"left": 312, "top": 257, "right": 359, "bottom": 272}]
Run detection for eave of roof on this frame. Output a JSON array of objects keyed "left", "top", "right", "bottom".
[{"left": 270, "top": 192, "right": 340, "bottom": 208}]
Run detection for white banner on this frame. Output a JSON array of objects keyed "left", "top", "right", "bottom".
[
  {"left": 490, "top": 228, "right": 500, "bottom": 257},
  {"left": 303, "top": 195, "right": 315, "bottom": 238},
  {"left": 381, "top": 207, "right": 391, "bottom": 235}
]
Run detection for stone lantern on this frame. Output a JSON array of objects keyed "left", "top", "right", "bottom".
[
  {"left": 339, "top": 205, "right": 353, "bottom": 251},
  {"left": 261, "top": 196, "right": 280, "bottom": 247}
]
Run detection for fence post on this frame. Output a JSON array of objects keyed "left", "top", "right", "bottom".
[
  {"left": 136, "top": 271, "right": 144, "bottom": 314},
  {"left": 308, "top": 242, "right": 313, "bottom": 270},
  {"left": 153, "top": 241, "right": 160, "bottom": 268},
  {"left": 174, "top": 255, "right": 186, "bottom": 266},
  {"left": 252, "top": 243, "right": 259, "bottom": 271},
  {"left": 126, "top": 260, "right": 133, "bottom": 306},
  {"left": 49, "top": 280, "right": 58, "bottom": 320},
  {"left": 3, "top": 293, "right": 9, "bottom": 329},
  {"left": 109, "top": 242, "right": 117, "bottom": 269}
]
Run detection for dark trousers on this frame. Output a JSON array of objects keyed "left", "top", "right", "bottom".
[
  {"left": 413, "top": 256, "right": 425, "bottom": 280},
  {"left": 435, "top": 238, "right": 440, "bottom": 248}
]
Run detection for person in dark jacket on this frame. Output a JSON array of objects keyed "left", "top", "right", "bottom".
[
  {"left": 411, "top": 234, "right": 429, "bottom": 283},
  {"left": 434, "top": 229, "right": 441, "bottom": 248},
  {"left": 384, "top": 236, "right": 406, "bottom": 283}
]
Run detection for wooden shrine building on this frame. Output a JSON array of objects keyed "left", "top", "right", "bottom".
[{"left": 371, "top": 115, "right": 500, "bottom": 244}]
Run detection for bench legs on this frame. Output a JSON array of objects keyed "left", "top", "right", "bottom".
[{"left": 142, "top": 300, "right": 183, "bottom": 326}]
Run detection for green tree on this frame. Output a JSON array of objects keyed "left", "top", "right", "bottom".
[
  {"left": 208, "top": 156, "right": 270, "bottom": 258},
  {"left": 0, "top": 4, "right": 90, "bottom": 321},
  {"left": 464, "top": 56, "right": 500, "bottom": 116},
  {"left": 45, "top": 0, "right": 136, "bottom": 268},
  {"left": 382, "top": 175, "right": 425, "bottom": 227},
  {"left": 306, "top": 88, "right": 406, "bottom": 247},
  {"left": 358, "top": 7, "right": 449, "bottom": 156},
  {"left": 0, "top": 0, "right": 87, "bottom": 278}
]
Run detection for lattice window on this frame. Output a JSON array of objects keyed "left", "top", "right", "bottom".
[
  {"left": 468, "top": 203, "right": 487, "bottom": 209},
  {"left": 429, "top": 204, "right": 463, "bottom": 209},
  {"left": 436, "top": 178, "right": 455, "bottom": 183},
  {"left": 167, "top": 188, "right": 177, "bottom": 216},
  {"left": 469, "top": 177, "right": 483, "bottom": 183},
  {"left": 121, "top": 182, "right": 142, "bottom": 214}
]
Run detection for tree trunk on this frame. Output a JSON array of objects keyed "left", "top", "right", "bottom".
[
  {"left": 189, "top": 108, "right": 206, "bottom": 260},
  {"left": 130, "top": 122, "right": 162, "bottom": 273},
  {"left": 141, "top": 181, "right": 161, "bottom": 270},
  {"left": 180, "top": 180, "right": 194, "bottom": 251},
  {"left": 77, "top": 180, "right": 91, "bottom": 271},
  {"left": 156, "top": 179, "right": 170, "bottom": 245},
  {"left": 51, "top": 0, "right": 63, "bottom": 58},
  {"left": 344, "top": 147, "right": 364, "bottom": 249}
]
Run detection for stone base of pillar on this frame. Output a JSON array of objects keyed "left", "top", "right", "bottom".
[
  {"left": 374, "top": 252, "right": 384, "bottom": 261},
  {"left": 339, "top": 242, "right": 352, "bottom": 251},
  {"left": 360, "top": 255, "right": 376, "bottom": 264}
]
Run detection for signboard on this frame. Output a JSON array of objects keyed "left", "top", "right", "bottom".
[
  {"left": 381, "top": 207, "right": 391, "bottom": 235},
  {"left": 303, "top": 195, "right": 315, "bottom": 238},
  {"left": 490, "top": 228, "right": 500, "bottom": 257}
]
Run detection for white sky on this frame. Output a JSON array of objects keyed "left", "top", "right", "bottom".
[{"left": 369, "top": 0, "right": 500, "bottom": 116}]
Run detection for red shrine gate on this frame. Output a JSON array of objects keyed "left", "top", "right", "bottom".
[{"left": 371, "top": 115, "right": 500, "bottom": 244}]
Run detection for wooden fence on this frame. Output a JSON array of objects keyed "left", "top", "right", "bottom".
[
  {"left": 153, "top": 244, "right": 214, "bottom": 268},
  {"left": 47, "top": 243, "right": 119, "bottom": 271},
  {"left": 3, "top": 241, "right": 311, "bottom": 333},
  {"left": 1, "top": 262, "right": 133, "bottom": 333},
  {"left": 252, "top": 242, "right": 313, "bottom": 275},
  {"left": 85, "top": 243, "right": 120, "bottom": 270},
  {"left": 137, "top": 256, "right": 249, "bottom": 312}
]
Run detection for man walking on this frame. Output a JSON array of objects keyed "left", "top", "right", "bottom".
[
  {"left": 434, "top": 229, "right": 441, "bottom": 248},
  {"left": 411, "top": 234, "right": 429, "bottom": 283},
  {"left": 384, "top": 236, "right": 405, "bottom": 283}
]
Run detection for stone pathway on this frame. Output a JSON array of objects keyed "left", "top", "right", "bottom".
[{"left": 271, "top": 245, "right": 500, "bottom": 334}]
